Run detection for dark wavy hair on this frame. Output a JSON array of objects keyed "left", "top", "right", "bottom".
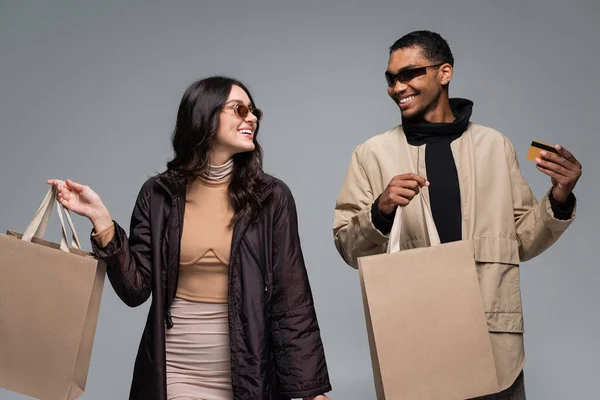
[{"left": 165, "top": 76, "right": 269, "bottom": 225}]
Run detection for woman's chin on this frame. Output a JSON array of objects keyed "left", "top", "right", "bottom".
[{"left": 234, "top": 142, "right": 256, "bottom": 153}]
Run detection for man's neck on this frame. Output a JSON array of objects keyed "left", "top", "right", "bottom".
[{"left": 413, "top": 95, "right": 455, "bottom": 124}]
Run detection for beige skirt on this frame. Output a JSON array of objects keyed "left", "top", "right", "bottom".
[{"left": 165, "top": 297, "right": 233, "bottom": 400}]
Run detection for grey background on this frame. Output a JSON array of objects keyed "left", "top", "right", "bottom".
[{"left": 1, "top": 1, "right": 598, "bottom": 399}]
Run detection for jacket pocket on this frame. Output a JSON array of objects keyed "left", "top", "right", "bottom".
[
  {"left": 472, "top": 237, "right": 520, "bottom": 265},
  {"left": 240, "top": 238, "right": 270, "bottom": 294},
  {"left": 473, "top": 237, "right": 524, "bottom": 333}
]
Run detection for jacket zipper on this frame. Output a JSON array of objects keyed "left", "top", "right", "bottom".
[{"left": 165, "top": 194, "right": 182, "bottom": 330}]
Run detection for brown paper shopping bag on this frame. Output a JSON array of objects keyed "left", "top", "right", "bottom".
[
  {"left": 0, "top": 183, "right": 106, "bottom": 400},
  {"left": 358, "top": 192, "right": 500, "bottom": 400}
]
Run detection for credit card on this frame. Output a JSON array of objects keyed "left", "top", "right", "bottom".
[{"left": 526, "top": 140, "right": 559, "bottom": 162}]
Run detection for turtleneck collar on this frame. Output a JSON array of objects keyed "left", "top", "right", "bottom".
[
  {"left": 403, "top": 98, "right": 473, "bottom": 145},
  {"left": 202, "top": 159, "right": 234, "bottom": 181}
]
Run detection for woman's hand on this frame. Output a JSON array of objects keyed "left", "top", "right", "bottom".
[{"left": 47, "top": 179, "right": 113, "bottom": 232}]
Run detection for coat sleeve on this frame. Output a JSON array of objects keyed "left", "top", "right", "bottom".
[
  {"left": 504, "top": 139, "right": 576, "bottom": 262},
  {"left": 333, "top": 147, "right": 389, "bottom": 268},
  {"left": 270, "top": 182, "right": 332, "bottom": 398},
  {"left": 90, "top": 180, "right": 153, "bottom": 307}
]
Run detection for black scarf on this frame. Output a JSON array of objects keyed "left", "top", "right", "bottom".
[{"left": 403, "top": 98, "right": 473, "bottom": 243}]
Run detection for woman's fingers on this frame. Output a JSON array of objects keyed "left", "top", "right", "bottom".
[{"left": 65, "top": 179, "right": 86, "bottom": 193}]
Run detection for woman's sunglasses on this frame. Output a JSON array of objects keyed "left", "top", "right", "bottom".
[
  {"left": 224, "top": 103, "right": 263, "bottom": 122},
  {"left": 385, "top": 63, "right": 444, "bottom": 86}
]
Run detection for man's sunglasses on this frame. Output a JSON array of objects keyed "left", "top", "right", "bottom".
[
  {"left": 224, "top": 102, "right": 263, "bottom": 122},
  {"left": 385, "top": 63, "right": 444, "bottom": 86}
]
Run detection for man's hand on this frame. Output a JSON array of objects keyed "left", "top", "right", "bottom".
[
  {"left": 378, "top": 173, "right": 429, "bottom": 215},
  {"left": 535, "top": 145, "right": 582, "bottom": 203}
]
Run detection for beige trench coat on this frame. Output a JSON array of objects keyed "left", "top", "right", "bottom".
[{"left": 333, "top": 123, "right": 576, "bottom": 391}]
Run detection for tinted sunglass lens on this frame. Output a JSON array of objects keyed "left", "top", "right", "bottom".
[
  {"left": 385, "top": 72, "right": 395, "bottom": 86},
  {"left": 236, "top": 105, "right": 250, "bottom": 118},
  {"left": 252, "top": 108, "right": 263, "bottom": 121},
  {"left": 405, "top": 67, "right": 427, "bottom": 81}
]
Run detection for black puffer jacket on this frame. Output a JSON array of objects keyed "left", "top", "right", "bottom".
[{"left": 91, "top": 172, "right": 331, "bottom": 400}]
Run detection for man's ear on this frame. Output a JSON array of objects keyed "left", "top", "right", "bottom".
[{"left": 439, "top": 63, "right": 453, "bottom": 86}]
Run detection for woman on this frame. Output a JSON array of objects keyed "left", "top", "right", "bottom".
[{"left": 48, "top": 77, "right": 331, "bottom": 400}]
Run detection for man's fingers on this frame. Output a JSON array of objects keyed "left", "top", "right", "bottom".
[
  {"left": 536, "top": 163, "right": 563, "bottom": 181},
  {"left": 389, "top": 192, "right": 410, "bottom": 207},
  {"left": 535, "top": 157, "right": 571, "bottom": 178},
  {"left": 391, "top": 173, "right": 429, "bottom": 188},
  {"left": 387, "top": 187, "right": 421, "bottom": 208},
  {"left": 390, "top": 186, "right": 419, "bottom": 200},
  {"left": 409, "top": 173, "right": 429, "bottom": 187},
  {"left": 539, "top": 150, "right": 577, "bottom": 171},
  {"left": 555, "top": 145, "right": 579, "bottom": 165},
  {"left": 394, "top": 179, "right": 421, "bottom": 193}
]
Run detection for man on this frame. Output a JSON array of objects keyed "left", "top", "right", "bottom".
[{"left": 333, "top": 30, "right": 581, "bottom": 398}]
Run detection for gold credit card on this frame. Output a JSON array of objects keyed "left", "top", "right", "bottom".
[{"left": 526, "top": 140, "right": 559, "bottom": 162}]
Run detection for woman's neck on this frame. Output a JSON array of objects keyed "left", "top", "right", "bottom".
[{"left": 203, "top": 158, "right": 234, "bottom": 181}]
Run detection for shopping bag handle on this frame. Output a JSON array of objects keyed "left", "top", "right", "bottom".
[
  {"left": 387, "top": 193, "right": 441, "bottom": 254},
  {"left": 21, "top": 182, "right": 82, "bottom": 253},
  {"left": 388, "top": 142, "right": 442, "bottom": 254}
]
